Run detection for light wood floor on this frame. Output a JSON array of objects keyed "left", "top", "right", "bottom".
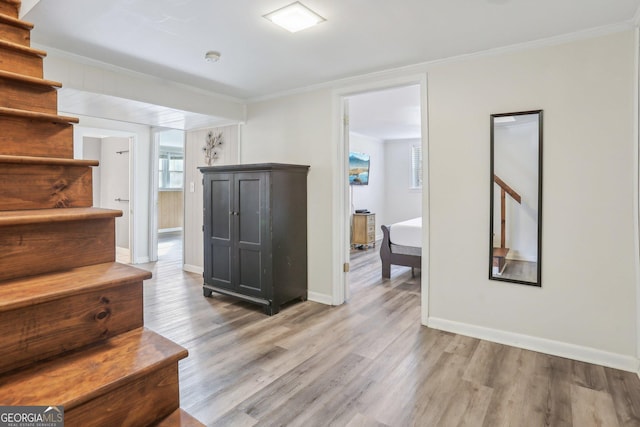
[{"left": 139, "top": 236, "right": 640, "bottom": 426}]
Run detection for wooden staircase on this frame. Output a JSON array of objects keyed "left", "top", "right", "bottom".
[{"left": 0, "top": 1, "right": 203, "bottom": 425}]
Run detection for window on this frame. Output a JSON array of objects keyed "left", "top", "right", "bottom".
[
  {"left": 411, "top": 145, "right": 422, "bottom": 189},
  {"left": 159, "top": 150, "right": 183, "bottom": 190}
]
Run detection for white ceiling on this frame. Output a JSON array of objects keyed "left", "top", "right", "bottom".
[
  {"left": 23, "top": 0, "right": 640, "bottom": 136},
  {"left": 348, "top": 85, "right": 422, "bottom": 140}
]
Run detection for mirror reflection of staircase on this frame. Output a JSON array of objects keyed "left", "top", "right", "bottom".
[
  {"left": 492, "top": 175, "right": 521, "bottom": 277},
  {"left": 0, "top": 1, "right": 203, "bottom": 424}
]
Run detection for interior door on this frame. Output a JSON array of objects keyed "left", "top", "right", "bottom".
[
  {"left": 204, "top": 173, "right": 233, "bottom": 290},
  {"left": 235, "top": 172, "right": 268, "bottom": 297}
]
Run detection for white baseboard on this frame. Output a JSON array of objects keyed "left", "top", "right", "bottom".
[
  {"left": 132, "top": 256, "right": 150, "bottom": 264},
  {"left": 428, "top": 317, "right": 640, "bottom": 373},
  {"left": 308, "top": 291, "right": 333, "bottom": 306},
  {"left": 183, "top": 264, "right": 204, "bottom": 274}
]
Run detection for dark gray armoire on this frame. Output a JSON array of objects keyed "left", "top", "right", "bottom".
[{"left": 199, "top": 163, "right": 309, "bottom": 315}]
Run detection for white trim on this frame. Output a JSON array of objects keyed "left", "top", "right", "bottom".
[
  {"left": 420, "top": 74, "right": 430, "bottom": 327},
  {"left": 237, "top": 124, "right": 243, "bottom": 163},
  {"left": 428, "top": 317, "right": 640, "bottom": 373},
  {"left": 308, "top": 291, "right": 333, "bottom": 306},
  {"left": 332, "top": 74, "right": 429, "bottom": 317},
  {"left": 183, "top": 264, "right": 204, "bottom": 274},
  {"left": 330, "top": 94, "right": 346, "bottom": 305},
  {"left": 128, "top": 136, "right": 136, "bottom": 264},
  {"left": 149, "top": 129, "right": 160, "bottom": 262},
  {"left": 634, "top": 27, "right": 640, "bottom": 366},
  {"left": 249, "top": 23, "right": 633, "bottom": 104},
  {"left": 633, "top": 5, "right": 640, "bottom": 27},
  {"left": 19, "top": 0, "right": 40, "bottom": 18},
  {"left": 133, "top": 256, "right": 150, "bottom": 264}
]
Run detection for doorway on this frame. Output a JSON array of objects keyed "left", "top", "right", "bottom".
[
  {"left": 151, "top": 129, "right": 186, "bottom": 262},
  {"left": 82, "top": 134, "right": 134, "bottom": 263},
  {"left": 334, "top": 75, "right": 429, "bottom": 324}
]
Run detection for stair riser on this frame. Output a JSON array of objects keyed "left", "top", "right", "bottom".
[
  {"left": 0, "top": 3, "right": 19, "bottom": 18},
  {"left": 0, "top": 20, "right": 29, "bottom": 46},
  {"left": 0, "top": 164, "right": 93, "bottom": 210},
  {"left": 0, "top": 218, "right": 116, "bottom": 282},
  {"left": 0, "top": 45, "right": 42, "bottom": 78},
  {"left": 0, "top": 79, "right": 57, "bottom": 113},
  {"left": 0, "top": 282, "right": 143, "bottom": 375},
  {"left": 0, "top": 115, "right": 73, "bottom": 158},
  {"left": 65, "top": 364, "right": 180, "bottom": 427}
]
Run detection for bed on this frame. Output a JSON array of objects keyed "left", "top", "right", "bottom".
[{"left": 380, "top": 217, "right": 422, "bottom": 278}]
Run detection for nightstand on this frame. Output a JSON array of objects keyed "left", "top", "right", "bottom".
[{"left": 352, "top": 213, "right": 375, "bottom": 249}]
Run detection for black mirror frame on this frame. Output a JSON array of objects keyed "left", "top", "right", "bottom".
[{"left": 489, "top": 110, "right": 543, "bottom": 287}]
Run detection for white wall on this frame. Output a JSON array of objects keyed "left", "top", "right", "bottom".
[
  {"left": 427, "top": 30, "right": 637, "bottom": 365},
  {"left": 242, "top": 90, "right": 334, "bottom": 303},
  {"left": 183, "top": 125, "right": 239, "bottom": 273},
  {"left": 384, "top": 139, "right": 422, "bottom": 225},
  {"left": 242, "top": 30, "right": 638, "bottom": 370},
  {"left": 349, "top": 133, "right": 386, "bottom": 237}
]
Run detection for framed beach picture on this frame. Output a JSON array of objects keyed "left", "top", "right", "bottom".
[{"left": 349, "top": 152, "right": 370, "bottom": 185}]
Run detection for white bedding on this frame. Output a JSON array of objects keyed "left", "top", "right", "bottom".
[{"left": 389, "top": 217, "right": 422, "bottom": 248}]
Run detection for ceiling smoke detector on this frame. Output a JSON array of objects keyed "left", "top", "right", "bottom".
[{"left": 204, "top": 51, "right": 221, "bottom": 62}]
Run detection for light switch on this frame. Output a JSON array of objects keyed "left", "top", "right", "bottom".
[{"left": 189, "top": 182, "right": 195, "bottom": 192}]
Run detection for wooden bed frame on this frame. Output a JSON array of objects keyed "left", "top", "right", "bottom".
[{"left": 380, "top": 225, "right": 422, "bottom": 278}]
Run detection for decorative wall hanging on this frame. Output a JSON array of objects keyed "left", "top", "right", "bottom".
[{"left": 203, "top": 130, "right": 224, "bottom": 165}]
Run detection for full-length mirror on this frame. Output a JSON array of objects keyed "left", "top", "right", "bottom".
[{"left": 490, "top": 110, "right": 542, "bottom": 286}]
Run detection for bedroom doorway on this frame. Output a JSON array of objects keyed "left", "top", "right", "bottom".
[{"left": 334, "top": 75, "right": 429, "bottom": 324}]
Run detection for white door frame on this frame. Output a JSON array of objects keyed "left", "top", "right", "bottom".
[
  {"left": 149, "top": 128, "right": 160, "bottom": 262},
  {"left": 75, "top": 126, "right": 137, "bottom": 263},
  {"left": 149, "top": 128, "right": 187, "bottom": 263},
  {"left": 331, "top": 73, "right": 430, "bottom": 325}
]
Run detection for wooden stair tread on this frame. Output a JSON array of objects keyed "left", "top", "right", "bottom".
[
  {"left": 0, "top": 69, "right": 61, "bottom": 87},
  {"left": 0, "top": 38, "right": 45, "bottom": 57},
  {"left": 0, "top": 207, "right": 122, "bottom": 226},
  {"left": 154, "top": 409, "right": 206, "bottom": 427},
  {"left": 0, "top": 327, "right": 188, "bottom": 408},
  {"left": 0, "top": 12, "right": 33, "bottom": 30},
  {"left": 0, "top": 106, "right": 78, "bottom": 123},
  {"left": 493, "top": 247, "right": 509, "bottom": 257},
  {"left": 0, "top": 154, "right": 98, "bottom": 166},
  {"left": 0, "top": 262, "right": 151, "bottom": 311}
]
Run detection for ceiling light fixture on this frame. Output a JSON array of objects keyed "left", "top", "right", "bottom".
[
  {"left": 204, "top": 51, "right": 221, "bottom": 62},
  {"left": 263, "top": 2, "right": 325, "bottom": 33}
]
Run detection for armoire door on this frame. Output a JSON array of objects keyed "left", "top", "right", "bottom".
[
  {"left": 203, "top": 173, "right": 234, "bottom": 291},
  {"left": 234, "top": 172, "right": 270, "bottom": 298}
]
